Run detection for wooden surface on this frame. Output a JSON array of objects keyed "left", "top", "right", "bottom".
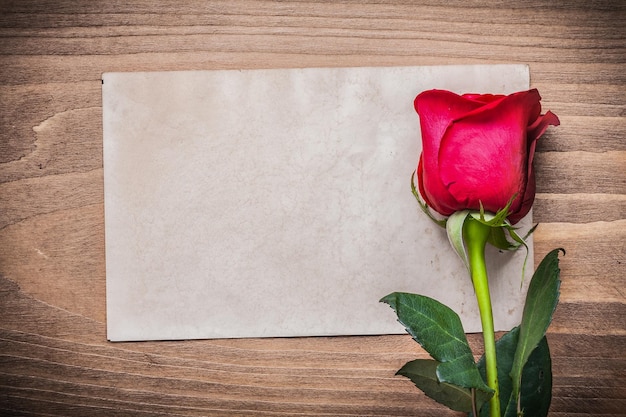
[{"left": 0, "top": 1, "right": 624, "bottom": 415}]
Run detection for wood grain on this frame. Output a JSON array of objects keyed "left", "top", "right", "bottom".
[{"left": 1, "top": 1, "right": 624, "bottom": 415}]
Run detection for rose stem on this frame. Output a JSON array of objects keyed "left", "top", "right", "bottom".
[{"left": 464, "top": 218, "right": 500, "bottom": 417}]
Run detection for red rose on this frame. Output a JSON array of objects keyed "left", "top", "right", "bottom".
[{"left": 415, "top": 89, "right": 559, "bottom": 224}]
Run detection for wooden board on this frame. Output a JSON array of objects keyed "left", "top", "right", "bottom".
[{"left": 0, "top": 1, "right": 624, "bottom": 415}]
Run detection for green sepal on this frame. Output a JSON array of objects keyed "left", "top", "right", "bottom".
[
  {"left": 468, "top": 198, "right": 534, "bottom": 252},
  {"left": 505, "top": 224, "right": 535, "bottom": 286},
  {"left": 487, "top": 226, "right": 518, "bottom": 251},
  {"left": 397, "top": 359, "right": 492, "bottom": 412},
  {"left": 448, "top": 206, "right": 535, "bottom": 277},
  {"left": 476, "top": 199, "right": 513, "bottom": 227},
  {"left": 446, "top": 210, "right": 472, "bottom": 273},
  {"left": 467, "top": 209, "right": 535, "bottom": 285},
  {"left": 381, "top": 292, "right": 493, "bottom": 396},
  {"left": 411, "top": 172, "right": 447, "bottom": 228}
]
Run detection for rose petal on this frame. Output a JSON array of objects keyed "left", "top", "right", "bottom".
[
  {"left": 508, "top": 169, "right": 535, "bottom": 224},
  {"left": 416, "top": 155, "right": 434, "bottom": 208},
  {"left": 414, "top": 90, "right": 485, "bottom": 214},
  {"left": 438, "top": 90, "right": 544, "bottom": 216},
  {"left": 509, "top": 110, "right": 560, "bottom": 223},
  {"left": 461, "top": 93, "right": 505, "bottom": 104}
]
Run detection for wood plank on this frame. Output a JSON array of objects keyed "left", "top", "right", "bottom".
[
  {"left": 534, "top": 193, "right": 626, "bottom": 224},
  {"left": 0, "top": 1, "right": 624, "bottom": 415}
]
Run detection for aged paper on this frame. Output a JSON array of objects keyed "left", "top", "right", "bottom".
[{"left": 103, "top": 65, "right": 533, "bottom": 341}]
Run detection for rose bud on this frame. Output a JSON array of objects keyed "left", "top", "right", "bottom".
[{"left": 415, "top": 89, "right": 559, "bottom": 224}]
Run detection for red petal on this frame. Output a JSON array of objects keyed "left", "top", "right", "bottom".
[
  {"left": 508, "top": 169, "right": 535, "bottom": 224},
  {"left": 438, "top": 90, "right": 543, "bottom": 216},
  {"left": 416, "top": 155, "right": 434, "bottom": 209},
  {"left": 461, "top": 93, "right": 505, "bottom": 104},
  {"left": 414, "top": 90, "right": 485, "bottom": 215},
  {"left": 510, "top": 110, "right": 560, "bottom": 223}
]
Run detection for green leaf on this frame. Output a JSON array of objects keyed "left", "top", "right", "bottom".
[
  {"left": 509, "top": 249, "right": 562, "bottom": 410},
  {"left": 381, "top": 292, "right": 493, "bottom": 396},
  {"left": 397, "top": 359, "right": 491, "bottom": 412},
  {"left": 475, "top": 327, "right": 519, "bottom": 417},
  {"left": 473, "top": 328, "right": 552, "bottom": 417},
  {"left": 515, "top": 335, "right": 552, "bottom": 417},
  {"left": 446, "top": 210, "right": 471, "bottom": 272}
]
